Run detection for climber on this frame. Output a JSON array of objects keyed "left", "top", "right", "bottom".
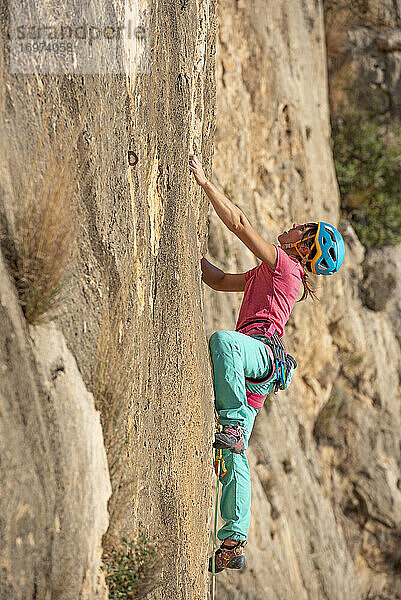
[{"left": 189, "top": 153, "right": 346, "bottom": 574}]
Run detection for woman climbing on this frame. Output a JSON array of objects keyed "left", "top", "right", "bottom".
[{"left": 188, "top": 154, "right": 345, "bottom": 574}]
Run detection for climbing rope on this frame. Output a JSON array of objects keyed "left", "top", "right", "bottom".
[
  {"left": 211, "top": 446, "right": 220, "bottom": 599},
  {"left": 211, "top": 416, "right": 227, "bottom": 599}
]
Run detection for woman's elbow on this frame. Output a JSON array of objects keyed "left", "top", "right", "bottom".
[{"left": 230, "top": 212, "right": 248, "bottom": 232}]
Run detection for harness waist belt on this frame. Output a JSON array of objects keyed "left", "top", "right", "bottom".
[{"left": 236, "top": 318, "right": 275, "bottom": 335}]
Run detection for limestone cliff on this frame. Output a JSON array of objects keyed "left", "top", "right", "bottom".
[
  {"left": 1, "top": 1, "right": 401, "bottom": 599},
  {"left": 324, "top": 0, "right": 401, "bottom": 117},
  {"left": 0, "top": 251, "right": 111, "bottom": 599},
  {"left": 0, "top": 0, "right": 217, "bottom": 598}
]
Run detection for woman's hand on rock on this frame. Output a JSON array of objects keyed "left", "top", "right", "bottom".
[{"left": 189, "top": 154, "right": 208, "bottom": 187}]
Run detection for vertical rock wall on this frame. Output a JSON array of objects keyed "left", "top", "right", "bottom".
[
  {"left": 1, "top": 1, "right": 218, "bottom": 598},
  {"left": 324, "top": 0, "right": 401, "bottom": 117},
  {"left": 0, "top": 251, "right": 111, "bottom": 599},
  {"left": 2, "top": 0, "right": 400, "bottom": 598}
]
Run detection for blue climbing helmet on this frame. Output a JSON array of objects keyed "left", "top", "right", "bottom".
[
  {"left": 309, "top": 222, "right": 346, "bottom": 275},
  {"left": 280, "top": 221, "right": 346, "bottom": 275}
]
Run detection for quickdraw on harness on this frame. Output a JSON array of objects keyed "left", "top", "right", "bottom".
[
  {"left": 236, "top": 318, "right": 297, "bottom": 394},
  {"left": 214, "top": 415, "right": 227, "bottom": 477},
  {"left": 263, "top": 331, "right": 297, "bottom": 394}
]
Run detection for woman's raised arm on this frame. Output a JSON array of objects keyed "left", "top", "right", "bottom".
[
  {"left": 189, "top": 154, "right": 277, "bottom": 270},
  {"left": 233, "top": 213, "right": 278, "bottom": 270}
]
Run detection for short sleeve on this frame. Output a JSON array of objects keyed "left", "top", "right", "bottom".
[
  {"left": 266, "top": 246, "right": 297, "bottom": 277},
  {"left": 244, "top": 264, "right": 259, "bottom": 282}
]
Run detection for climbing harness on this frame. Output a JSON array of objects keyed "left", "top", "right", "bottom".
[
  {"left": 211, "top": 416, "right": 227, "bottom": 598},
  {"left": 259, "top": 332, "right": 297, "bottom": 393},
  {"left": 236, "top": 318, "right": 297, "bottom": 394}
]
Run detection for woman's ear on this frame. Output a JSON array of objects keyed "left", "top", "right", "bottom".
[{"left": 298, "top": 241, "right": 310, "bottom": 256}]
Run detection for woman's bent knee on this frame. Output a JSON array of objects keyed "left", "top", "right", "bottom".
[{"left": 209, "top": 330, "right": 234, "bottom": 351}]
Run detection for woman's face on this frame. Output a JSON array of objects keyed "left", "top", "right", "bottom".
[{"left": 278, "top": 223, "right": 314, "bottom": 245}]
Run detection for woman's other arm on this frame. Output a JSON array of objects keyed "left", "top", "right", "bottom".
[{"left": 201, "top": 257, "right": 246, "bottom": 292}]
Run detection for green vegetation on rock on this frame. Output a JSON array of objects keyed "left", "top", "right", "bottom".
[
  {"left": 332, "top": 110, "right": 401, "bottom": 248},
  {"left": 102, "top": 536, "right": 161, "bottom": 599}
]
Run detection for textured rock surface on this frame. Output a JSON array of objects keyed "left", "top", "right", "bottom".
[
  {"left": 324, "top": 0, "right": 401, "bottom": 116},
  {"left": 0, "top": 252, "right": 111, "bottom": 600},
  {"left": 203, "top": 1, "right": 401, "bottom": 599},
  {"left": 0, "top": 1, "right": 217, "bottom": 599},
  {"left": 2, "top": 0, "right": 401, "bottom": 599}
]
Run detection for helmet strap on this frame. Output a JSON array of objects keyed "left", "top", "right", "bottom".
[{"left": 280, "top": 235, "right": 316, "bottom": 265}]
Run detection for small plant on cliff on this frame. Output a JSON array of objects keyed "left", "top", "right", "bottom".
[
  {"left": 102, "top": 536, "right": 162, "bottom": 599},
  {"left": 2, "top": 119, "right": 87, "bottom": 323},
  {"left": 332, "top": 109, "right": 401, "bottom": 248}
]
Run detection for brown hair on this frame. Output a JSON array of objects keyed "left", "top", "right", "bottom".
[
  {"left": 298, "top": 223, "right": 319, "bottom": 302},
  {"left": 299, "top": 267, "right": 318, "bottom": 301}
]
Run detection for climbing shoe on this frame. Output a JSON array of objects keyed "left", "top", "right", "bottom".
[
  {"left": 214, "top": 425, "right": 245, "bottom": 454},
  {"left": 208, "top": 540, "right": 247, "bottom": 573}
]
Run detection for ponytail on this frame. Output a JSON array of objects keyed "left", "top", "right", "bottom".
[
  {"left": 299, "top": 267, "right": 318, "bottom": 302},
  {"left": 296, "top": 223, "right": 319, "bottom": 302}
]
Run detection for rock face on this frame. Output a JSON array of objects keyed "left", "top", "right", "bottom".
[
  {"left": 0, "top": 1, "right": 217, "bottom": 599},
  {"left": 0, "top": 252, "right": 111, "bottom": 600},
  {"left": 203, "top": 1, "right": 401, "bottom": 599},
  {"left": 324, "top": 0, "right": 401, "bottom": 117},
  {"left": 1, "top": 1, "right": 401, "bottom": 599}
]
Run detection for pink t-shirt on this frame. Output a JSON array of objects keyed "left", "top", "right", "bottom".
[{"left": 235, "top": 246, "right": 304, "bottom": 338}]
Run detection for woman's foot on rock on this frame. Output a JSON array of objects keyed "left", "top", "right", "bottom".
[
  {"left": 208, "top": 540, "right": 247, "bottom": 573},
  {"left": 214, "top": 425, "right": 245, "bottom": 454}
]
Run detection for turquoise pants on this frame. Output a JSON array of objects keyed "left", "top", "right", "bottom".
[{"left": 208, "top": 330, "right": 276, "bottom": 542}]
